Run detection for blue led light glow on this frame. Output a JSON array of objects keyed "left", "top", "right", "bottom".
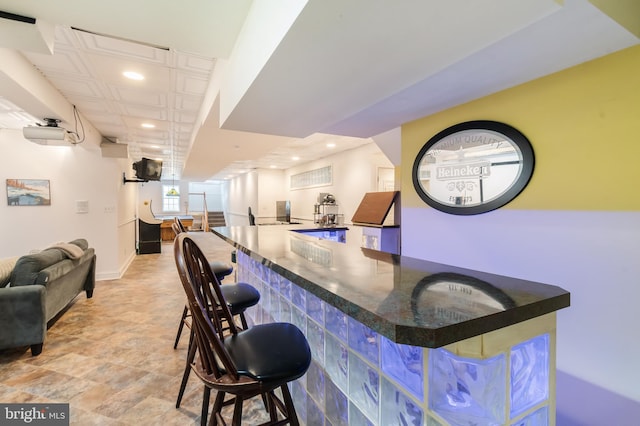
[
  {"left": 306, "top": 292, "right": 325, "bottom": 325},
  {"left": 381, "top": 335, "right": 424, "bottom": 401},
  {"left": 326, "top": 377, "right": 349, "bottom": 426},
  {"left": 511, "top": 334, "right": 550, "bottom": 418},
  {"left": 307, "top": 319, "right": 325, "bottom": 364},
  {"left": 236, "top": 251, "right": 552, "bottom": 426},
  {"left": 381, "top": 377, "right": 424, "bottom": 425},
  {"left": 325, "top": 333, "right": 348, "bottom": 392},
  {"left": 513, "top": 406, "right": 549, "bottom": 426},
  {"left": 429, "top": 348, "right": 506, "bottom": 425},
  {"left": 348, "top": 317, "right": 379, "bottom": 365},
  {"left": 349, "top": 353, "right": 380, "bottom": 423},
  {"left": 325, "top": 303, "right": 348, "bottom": 342}
]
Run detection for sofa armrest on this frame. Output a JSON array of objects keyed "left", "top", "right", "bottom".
[{"left": 0, "top": 285, "right": 47, "bottom": 350}]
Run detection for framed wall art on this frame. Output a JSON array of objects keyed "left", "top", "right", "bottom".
[{"left": 6, "top": 179, "right": 51, "bottom": 206}]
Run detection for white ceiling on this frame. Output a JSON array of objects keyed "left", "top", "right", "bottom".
[
  {"left": 0, "top": 0, "right": 637, "bottom": 181},
  {"left": 23, "top": 26, "right": 215, "bottom": 179}
]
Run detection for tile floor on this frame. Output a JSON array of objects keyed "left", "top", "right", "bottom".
[{"left": 0, "top": 237, "right": 268, "bottom": 425}]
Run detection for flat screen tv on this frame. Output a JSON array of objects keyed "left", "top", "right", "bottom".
[{"left": 133, "top": 158, "right": 163, "bottom": 181}]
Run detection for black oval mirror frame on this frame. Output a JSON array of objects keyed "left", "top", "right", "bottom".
[{"left": 412, "top": 120, "right": 534, "bottom": 215}]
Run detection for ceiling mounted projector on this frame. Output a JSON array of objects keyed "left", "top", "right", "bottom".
[{"left": 23, "top": 118, "right": 79, "bottom": 145}]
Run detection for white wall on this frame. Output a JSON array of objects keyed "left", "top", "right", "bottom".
[
  {"left": 256, "top": 168, "right": 285, "bottom": 221},
  {"left": 285, "top": 143, "right": 393, "bottom": 223},
  {"left": 225, "top": 143, "right": 394, "bottom": 226},
  {"left": 189, "top": 181, "right": 225, "bottom": 212},
  {"left": 227, "top": 170, "right": 258, "bottom": 226},
  {"left": 0, "top": 129, "right": 136, "bottom": 280},
  {"left": 137, "top": 180, "right": 228, "bottom": 215}
]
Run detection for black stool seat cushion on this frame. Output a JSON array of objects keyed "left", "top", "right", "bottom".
[
  {"left": 209, "top": 261, "right": 233, "bottom": 280},
  {"left": 220, "top": 283, "right": 260, "bottom": 314},
  {"left": 224, "top": 323, "right": 311, "bottom": 383}
]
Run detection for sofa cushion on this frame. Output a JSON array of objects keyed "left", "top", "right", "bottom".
[
  {"left": 40, "top": 251, "right": 93, "bottom": 285},
  {"left": 0, "top": 256, "right": 19, "bottom": 288},
  {"left": 9, "top": 249, "right": 67, "bottom": 287}
]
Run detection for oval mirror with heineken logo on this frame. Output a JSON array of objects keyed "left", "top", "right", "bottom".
[{"left": 412, "top": 120, "right": 534, "bottom": 215}]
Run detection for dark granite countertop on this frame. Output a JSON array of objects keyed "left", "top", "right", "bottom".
[{"left": 205, "top": 225, "right": 570, "bottom": 348}]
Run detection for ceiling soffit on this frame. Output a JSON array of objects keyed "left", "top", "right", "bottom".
[
  {"left": 219, "top": 0, "right": 564, "bottom": 137},
  {"left": 218, "top": 0, "right": 638, "bottom": 139}
]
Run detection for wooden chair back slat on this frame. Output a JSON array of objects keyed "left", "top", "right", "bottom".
[{"left": 174, "top": 234, "right": 239, "bottom": 381}]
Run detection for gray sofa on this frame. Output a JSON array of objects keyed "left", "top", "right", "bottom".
[{"left": 0, "top": 239, "right": 96, "bottom": 356}]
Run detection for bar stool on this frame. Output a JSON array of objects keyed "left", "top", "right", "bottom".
[
  {"left": 174, "top": 234, "right": 310, "bottom": 425},
  {"left": 174, "top": 260, "right": 261, "bottom": 409},
  {"left": 172, "top": 218, "right": 253, "bottom": 348},
  {"left": 171, "top": 221, "right": 261, "bottom": 409},
  {"left": 173, "top": 260, "right": 235, "bottom": 349}
]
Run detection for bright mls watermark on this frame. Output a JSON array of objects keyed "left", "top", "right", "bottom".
[{"left": 1, "top": 404, "right": 69, "bottom": 425}]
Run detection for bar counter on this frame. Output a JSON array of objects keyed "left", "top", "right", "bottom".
[{"left": 197, "top": 226, "right": 570, "bottom": 425}]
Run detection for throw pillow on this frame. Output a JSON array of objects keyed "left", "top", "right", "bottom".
[{"left": 0, "top": 256, "right": 19, "bottom": 287}]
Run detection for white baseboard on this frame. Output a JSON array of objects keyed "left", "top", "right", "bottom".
[{"left": 95, "top": 251, "right": 136, "bottom": 281}]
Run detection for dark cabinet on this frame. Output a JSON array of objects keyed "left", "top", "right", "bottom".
[{"left": 138, "top": 219, "right": 161, "bottom": 254}]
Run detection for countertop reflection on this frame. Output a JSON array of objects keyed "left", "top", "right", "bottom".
[{"left": 202, "top": 225, "right": 570, "bottom": 348}]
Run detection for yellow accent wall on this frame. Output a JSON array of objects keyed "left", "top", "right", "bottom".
[
  {"left": 589, "top": 0, "right": 640, "bottom": 38},
  {"left": 402, "top": 45, "right": 640, "bottom": 211}
]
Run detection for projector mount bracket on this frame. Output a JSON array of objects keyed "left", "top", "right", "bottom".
[
  {"left": 123, "top": 173, "right": 147, "bottom": 184},
  {"left": 40, "top": 118, "right": 62, "bottom": 127}
]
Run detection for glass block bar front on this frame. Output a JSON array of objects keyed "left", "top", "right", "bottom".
[{"left": 236, "top": 250, "right": 555, "bottom": 425}]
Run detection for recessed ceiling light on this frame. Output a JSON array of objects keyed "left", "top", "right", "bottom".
[
  {"left": 141, "top": 123, "right": 155, "bottom": 128},
  {"left": 327, "top": 143, "right": 336, "bottom": 148},
  {"left": 123, "top": 71, "right": 144, "bottom": 81},
  {"left": 270, "top": 165, "right": 277, "bottom": 169},
  {"left": 292, "top": 156, "right": 300, "bottom": 161}
]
